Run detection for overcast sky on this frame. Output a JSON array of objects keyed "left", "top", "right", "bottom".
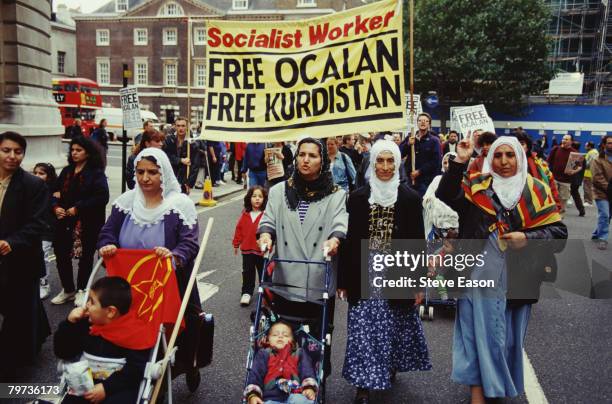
[{"left": 54, "top": 0, "right": 110, "bottom": 13}]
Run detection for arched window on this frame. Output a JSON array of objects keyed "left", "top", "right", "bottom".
[{"left": 158, "top": 1, "right": 184, "bottom": 16}]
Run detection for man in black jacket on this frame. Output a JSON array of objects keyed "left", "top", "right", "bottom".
[
  {"left": 64, "top": 118, "right": 84, "bottom": 139},
  {"left": 163, "top": 117, "right": 199, "bottom": 194},
  {"left": 0, "top": 131, "right": 50, "bottom": 380}
]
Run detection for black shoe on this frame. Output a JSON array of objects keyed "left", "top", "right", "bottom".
[
  {"left": 236, "top": 180, "right": 243, "bottom": 185},
  {"left": 579, "top": 210, "right": 585, "bottom": 217}
]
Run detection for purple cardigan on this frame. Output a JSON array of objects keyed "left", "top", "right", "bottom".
[{"left": 97, "top": 206, "right": 199, "bottom": 271}]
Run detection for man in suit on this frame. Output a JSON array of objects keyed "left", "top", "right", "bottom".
[
  {"left": 0, "top": 132, "right": 50, "bottom": 380},
  {"left": 442, "top": 130, "right": 459, "bottom": 155}
]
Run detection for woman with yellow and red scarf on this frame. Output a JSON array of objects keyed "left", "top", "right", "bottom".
[{"left": 436, "top": 136, "right": 567, "bottom": 404}]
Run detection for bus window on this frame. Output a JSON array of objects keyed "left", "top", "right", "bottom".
[
  {"left": 53, "top": 84, "right": 64, "bottom": 91},
  {"left": 65, "top": 84, "right": 77, "bottom": 92},
  {"left": 82, "top": 86, "right": 92, "bottom": 94}
]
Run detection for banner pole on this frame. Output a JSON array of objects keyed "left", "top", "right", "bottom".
[
  {"left": 409, "top": 0, "right": 416, "bottom": 186},
  {"left": 150, "top": 217, "right": 214, "bottom": 404},
  {"left": 186, "top": 18, "right": 192, "bottom": 183}
]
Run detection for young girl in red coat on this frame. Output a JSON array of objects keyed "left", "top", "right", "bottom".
[{"left": 233, "top": 186, "right": 268, "bottom": 306}]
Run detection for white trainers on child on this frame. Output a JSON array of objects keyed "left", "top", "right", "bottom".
[
  {"left": 40, "top": 279, "right": 50, "bottom": 300},
  {"left": 240, "top": 293, "right": 251, "bottom": 306}
]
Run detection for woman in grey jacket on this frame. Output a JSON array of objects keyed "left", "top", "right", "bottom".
[{"left": 258, "top": 137, "right": 348, "bottom": 376}]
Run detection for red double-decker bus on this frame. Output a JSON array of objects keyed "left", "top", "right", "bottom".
[{"left": 52, "top": 77, "right": 102, "bottom": 135}]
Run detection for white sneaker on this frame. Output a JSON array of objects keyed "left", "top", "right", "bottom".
[
  {"left": 74, "top": 290, "right": 87, "bottom": 307},
  {"left": 40, "top": 279, "right": 50, "bottom": 300},
  {"left": 218, "top": 180, "right": 226, "bottom": 185},
  {"left": 51, "top": 290, "right": 76, "bottom": 305},
  {"left": 240, "top": 293, "right": 251, "bottom": 306},
  {"left": 583, "top": 202, "right": 592, "bottom": 207},
  {"left": 567, "top": 200, "right": 573, "bottom": 206}
]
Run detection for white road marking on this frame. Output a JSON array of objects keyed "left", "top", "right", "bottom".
[
  {"left": 197, "top": 281, "right": 219, "bottom": 304},
  {"left": 523, "top": 349, "right": 549, "bottom": 404},
  {"left": 197, "top": 270, "right": 216, "bottom": 280}
]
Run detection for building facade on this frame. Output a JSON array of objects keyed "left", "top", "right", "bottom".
[
  {"left": 74, "top": 0, "right": 361, "bottom": 126},
  {"left": 51, "top": 4, "right": 78, "bottom": 78},
  {"left": 0, "top": 0, "right": 65, "bottom": 168}
]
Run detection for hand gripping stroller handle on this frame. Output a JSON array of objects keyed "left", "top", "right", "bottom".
[
  {"left": 261, "top": 243, "right": 270, "bottom": 259},
  {"left": 323, "top": 246, "right": 331, "bottom": 262}
]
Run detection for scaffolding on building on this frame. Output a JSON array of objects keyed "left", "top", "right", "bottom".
[{"left": 546, "top": 0, "right": 611, "bottom": 104}]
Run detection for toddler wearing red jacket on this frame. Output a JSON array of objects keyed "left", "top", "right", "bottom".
[{"left": 233, "top": 186, "right": 268, "bottom": 306}]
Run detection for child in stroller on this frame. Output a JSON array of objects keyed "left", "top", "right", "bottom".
[{"left": 244, "top": 320, "right": 318, "bottom": 404}]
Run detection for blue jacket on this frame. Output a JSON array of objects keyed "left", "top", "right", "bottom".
[
  {"left": 244, "top": 347, "right": 318, "bottom": 402},
  {"left": 241, "top": 143, "right": 266, "bottom": 173},
  {"left": 400, "top": 130, "right": 442, "bottom": 188}
]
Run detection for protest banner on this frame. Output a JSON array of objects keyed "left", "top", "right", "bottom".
[
  {"left": 201, "top": 0, "right": 405, "bottom": 141},
  {"left": 452, "top": 104, "right": 495, "bottom": 137},
  {"left": 119, "top": 87, "right": 142, "bottom": 130}
]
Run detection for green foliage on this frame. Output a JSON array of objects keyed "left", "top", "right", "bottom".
[{"left": 403, "top": 0, "right": 553, "bottom": 113}]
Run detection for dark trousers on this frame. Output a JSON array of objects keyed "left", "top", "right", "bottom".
[
  {"left": 209, "top": 159, "right": 220, "bottom": 183},
  {"left": 571, "top": 182, "right": 585, "bottom": 214},
  {"left": 229, "top": 153, "right": 236, "bottom": 180},
  {"left": 54, "top": 221, "right": 97, "bottom": 292},
  {"left": 242, "top": 253, "right": 263, "bottom": 295}
]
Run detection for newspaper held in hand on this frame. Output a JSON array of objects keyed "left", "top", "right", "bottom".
[
  {"left": 564, "top": 152, "right": 585, "bottom": 175},
  {"left": 265, "top": 147, "right": 285, "bottom": 181}
]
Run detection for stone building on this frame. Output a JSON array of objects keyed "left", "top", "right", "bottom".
[
  {"left": 74, "top": 0, "right": 361, "bottom": 126},
  {"left": 0, "top": 0, "right": 65, "bottom": 168},
  {"left": 51, "top": 4, "right": 78, "bottom": 77}
]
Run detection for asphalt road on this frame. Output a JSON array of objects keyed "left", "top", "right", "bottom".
[{"left": 11, "top": 191, "right": 612, "bottom": 404}]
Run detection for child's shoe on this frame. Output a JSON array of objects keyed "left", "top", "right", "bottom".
[{"left": 240, "top": 293, "right": 251, "bottom": 306}]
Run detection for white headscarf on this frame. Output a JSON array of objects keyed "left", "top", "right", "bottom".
[
  {"left": 482, "top": 136, "right": 528, "bottom": 210},
  {"left": 368, "top": 138, "right": 401, "bottom": 207},
  {"left": 113, "top": 147, "right": 197, "bottom": 228}
]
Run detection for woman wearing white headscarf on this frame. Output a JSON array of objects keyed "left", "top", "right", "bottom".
[
  {"left": 423, "top": 151, "right": 460, "bottom": 238},
  {"left": 436, "top": 136, "right": 567, "bottom": 403},
  {"left": 97, "top": 147, "right": 200, "bottom": 304},
  {"left": 338, "top": 139, "right": 431, "bottom": 404}
]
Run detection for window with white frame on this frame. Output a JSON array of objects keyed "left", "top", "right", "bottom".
[
  {"left": 164, "top": 62, "right": 177, "bottom": 86},
  {"left": 158, "top": 2, "right": 184, "bottom": 16},
  {"left": 194, "top": 27, "right": 206, "bottom": 45},
  {"left": 163, "top": 28, "right": 178, "bottom": 45},
  {"left": 96, "top": 29, "right": 110, "bottom": 46},
  {"left": 135, "top": 60, "right": 148, "bottom": 86},
  {"left": 232, "top": 0, "right": 248, "bottom": 10},
  {"left": 194, "top": 63, "right": 206, "bottom": 88},
  {"left": 134, "top": 28, "right": 148, "bottom": 46},
  {"left": 97, "top": 58, "right": 110, "bottom": 85},
  {"left": 297, "top": 0, "right": 316, "bottom": 7},
  {"left": 57, "top": 51, "right": 66, "bottom": 74},
  {"left": 116, "top": 0, "right": 128, "bottom": 12}
]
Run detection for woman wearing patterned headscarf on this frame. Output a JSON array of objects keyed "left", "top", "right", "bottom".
[
  {"left": 258, "top": 137, "right": 348, "bottom": 375},
  {"left": 436, "top": 136, "right": 567, "bottom": 403},
  {"left": 337, "top": 139, "right": 431, "bottom": 404}
]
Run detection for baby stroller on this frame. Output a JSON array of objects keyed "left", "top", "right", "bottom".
[
  {"left": 243, "top": 247, "right": 333, "bottom": 404},
  {"left": 56, "top": 249, "right": 214, "bottom": 404},
  {"left": 420, "top": 227, "right": 458, "bottom": 321}
]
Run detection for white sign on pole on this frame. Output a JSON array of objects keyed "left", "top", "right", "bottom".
[
  {"left": 405, "top": 94, "right": 423, "bottom": 132},
  {"left": 452, "top": 104, "right": 495, "bottom": 137},
  {"left": 119, "top": 87, "right": 142, "bottom": 130}
]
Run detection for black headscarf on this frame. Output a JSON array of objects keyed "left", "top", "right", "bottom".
[{"left": 285, "top": 137, "right": 337, "bottom": 210}]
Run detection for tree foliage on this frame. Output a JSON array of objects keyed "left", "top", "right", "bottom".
[{"left": 404, "top": 0, "right": 553, "bottom": 113}]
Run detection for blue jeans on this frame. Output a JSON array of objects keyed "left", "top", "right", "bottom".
[
  {"left": 248, "top": 170, "right": 267, "bottom": 187},
  {"left": 264, "top": 394, "right": 314, "bottom": 404},
  {"left": 592, "top": 199, "right": 610, "bottom": 241}
]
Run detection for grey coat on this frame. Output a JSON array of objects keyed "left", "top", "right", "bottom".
[{"left": 258, "top": 181, "right": 348, "bottom": 302}]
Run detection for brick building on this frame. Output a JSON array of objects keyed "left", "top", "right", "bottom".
[{"left": 74, "top": 0, "right": 361, "bottom": 126}]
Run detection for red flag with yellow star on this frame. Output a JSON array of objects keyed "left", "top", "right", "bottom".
[{"left": 91, "top": 249, "right": 183, "bottom": 350}]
